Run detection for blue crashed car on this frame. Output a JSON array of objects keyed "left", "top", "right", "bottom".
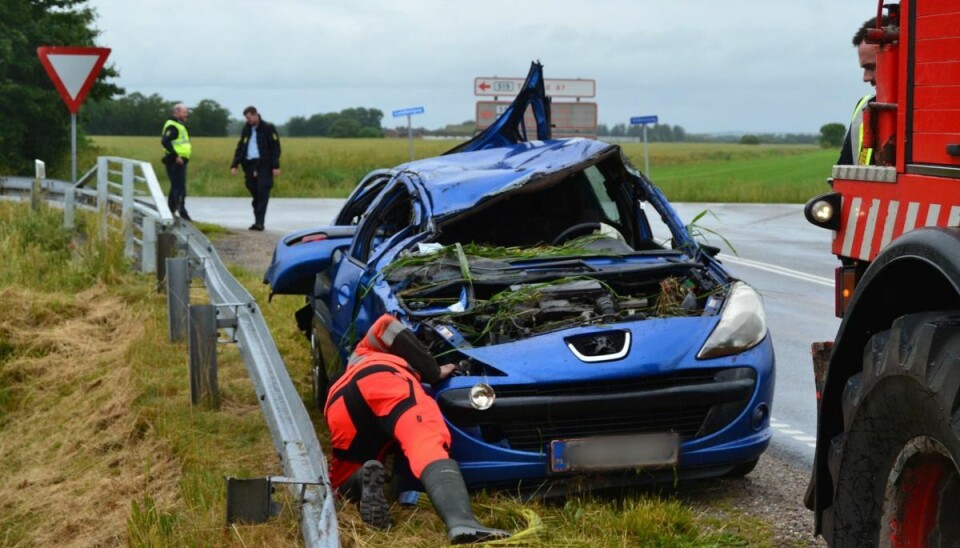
[{"left": 265, "top": 62, "right": 774, "bottom": 491}]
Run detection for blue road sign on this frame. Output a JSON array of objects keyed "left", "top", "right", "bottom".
[
  {"left": 630, "top": 115, "right": 658, "bottom": 125},
  {"left": 392, "top": 106, "right": 425, "bottom": 117}
]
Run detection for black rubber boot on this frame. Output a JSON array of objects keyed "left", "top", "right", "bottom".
[
  {"left": 420, "top": 459, "right": 511, "bottom": 544},
  {"left": 342, "top": 460, "right": 391, "bottom": 529}
]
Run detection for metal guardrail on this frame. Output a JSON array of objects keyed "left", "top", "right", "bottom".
[
  {"left": 174, "top": 222, "right": 338, "bottom": 546},
  {"left": 0, "top": 158, "right": 339, "bottom": 547}
]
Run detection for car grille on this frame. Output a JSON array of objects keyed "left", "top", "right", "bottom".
[
  {"left": 440, "top": 368, "right": 755, "bottom": 454},
  {"left": 497, "top": 406, "right": 712, "bottom": 452}
]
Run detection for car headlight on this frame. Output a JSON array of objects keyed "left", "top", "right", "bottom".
[
  {"left": 696, "top": 282, "right": 767, "bottom": 359},
  {"left": 468, "top": 383, "right": 496, "bottom": 410}
]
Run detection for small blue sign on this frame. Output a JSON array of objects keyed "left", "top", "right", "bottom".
[
  {"left": 630, "top": 115, "right": 658, "bottom": 125},
  {"left": 392, "top": 106, "right": 425, "bottom": 118}
]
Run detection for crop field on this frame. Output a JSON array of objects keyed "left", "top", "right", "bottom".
[{"left": 92, "top": 136, "right": 837, "bottom": 204}]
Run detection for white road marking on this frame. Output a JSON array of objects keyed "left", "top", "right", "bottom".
[
  {"left": 771, "top": 417, "right": 818, "bottom": 448},
  {"left": 721, "top": 256, "right": 833, "bottom": 287}
]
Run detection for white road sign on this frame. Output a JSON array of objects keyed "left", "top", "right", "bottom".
[{"left": 474, "top": 77, "right": 596, "bottom": 98}]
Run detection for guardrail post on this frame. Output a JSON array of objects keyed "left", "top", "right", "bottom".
[
  {"left": 142, "top": 216, "right": 157, "bottom": 273},
  {"left": 167, "top": 257, "right": 189, "bottom": 342},
  {"left": 189, "top": 303, "right": 219, "bottom": 407},
  {"left": 64, "top": 186, "right": 75, "bottom": 229},
  {"left": 97, "top": 157, "right": 109, "bottom": 240},
  {"left": 122, "top": 160, "right": 135, "bottom": 260},
  {"left": 157, "top": 232, "right": 177, "bottom": 292},
  {"left": 31, "top": 160, "right": 45, "bottom": 212}
]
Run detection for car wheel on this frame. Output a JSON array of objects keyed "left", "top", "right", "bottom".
[
  {"left": 824, "top": 311, "right": 960, "bottom": 547},
  {"left": 310, "top": 331, "right": 329, "bottom": 411},
  {"left": 723, "top": 457, "right": 759, "bottom": 478}
]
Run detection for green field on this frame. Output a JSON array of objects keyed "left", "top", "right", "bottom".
[{"left": 92, "top": 136, "right": 837, "bottom": 204}]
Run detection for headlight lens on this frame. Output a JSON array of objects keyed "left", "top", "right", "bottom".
[
  {"left": 697, "top": 282, "right": 767, "bottom": 359},
  {"left": 810, "top": 200, "right": 834, "bottom": 223},
  {"left": 468, "top": 383, "right": 496, "bottom": 410}
]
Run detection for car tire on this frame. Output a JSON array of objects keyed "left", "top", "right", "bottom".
[
  {"left": 823, "top": 311, "right": 960, "bottom": 547},
  {"left": 310, "top": 331, "right": 329, "bottom": 411}
]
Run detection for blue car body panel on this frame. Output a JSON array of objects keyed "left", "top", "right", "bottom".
[{"left": 265, "top": 61, "right": 775, "bottom": 490}]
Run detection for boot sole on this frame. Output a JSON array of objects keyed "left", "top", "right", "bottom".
[{"left": 359, "top": 461, "right": 391, "bottom": 529}]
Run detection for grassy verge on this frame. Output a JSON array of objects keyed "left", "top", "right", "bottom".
[
  {"left": 92, "top": 136, "right": 836, "bottom": 204},
  {"left": 0, "top": 202, "right": 772, "bottom": 545}
]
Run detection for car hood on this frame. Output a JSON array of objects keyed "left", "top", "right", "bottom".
[{"left": 450, "top": 316, "right": 720, "bottom": 385}]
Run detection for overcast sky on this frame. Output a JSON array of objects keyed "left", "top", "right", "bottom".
[{"left": 88, "top": 1, "right": 878, "bottom": 134}]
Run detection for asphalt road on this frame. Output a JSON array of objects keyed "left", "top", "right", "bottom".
[{"left": 188, "top": 197, "right": 839, "bottom": 471}]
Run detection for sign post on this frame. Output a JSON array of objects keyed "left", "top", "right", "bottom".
[
  {"left": 36, "top": 46, "right": 111, "bottom": 184},
  {"left": 392, "top": 106, "right": 425, "bottom": 162},
  {"left": 630, "top": 115, "right": 659, "bottom": 176}
]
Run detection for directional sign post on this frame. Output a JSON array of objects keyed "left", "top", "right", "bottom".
[
  {"left": 37, "top": 46, "right": 111, "bottom": 184},
  {"left": 392, "top": 106, "right": 425, "bottom": 162},
  {"left": 630, "top": 115, "right": 659, "bottom": 176}
]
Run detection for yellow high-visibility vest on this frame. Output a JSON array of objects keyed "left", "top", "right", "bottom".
[
  {"left": 162, "top": 119, "right": 192, "bottom": 159},
  {"left": 851, "top": 94, "right": 873, "bottom": 165}
]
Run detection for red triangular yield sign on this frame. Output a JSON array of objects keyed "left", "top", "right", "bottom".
[{"left": 37, "top": 46, "right": 111, "bottom": 114}]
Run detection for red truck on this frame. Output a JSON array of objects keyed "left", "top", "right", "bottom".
[{"left": 804, "top": 1, "right": 960, "bottom": 545}]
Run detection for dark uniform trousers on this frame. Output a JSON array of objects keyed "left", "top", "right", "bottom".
[
  {"left": 165, "top": 159, "right": 188, "bottom": 216},
  {"left": 242, "top": 159, "right": 271, "bottom": 226}
]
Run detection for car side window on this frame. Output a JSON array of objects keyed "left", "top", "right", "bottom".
[
  {"left": 337, "top": 175, "right": 390, "bottom": 226},
  {"left": 352, "top": 185, "right": 418, "bottom": 263}
]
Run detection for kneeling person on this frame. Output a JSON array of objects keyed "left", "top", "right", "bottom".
[{"left": 325, "top": 314, "right": 510, "bottom": 544}]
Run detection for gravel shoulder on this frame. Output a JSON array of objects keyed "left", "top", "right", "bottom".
[{"left": 212, "top": 227, "right": 826, "bottom": 547}]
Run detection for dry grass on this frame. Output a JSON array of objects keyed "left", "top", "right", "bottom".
[{"left": 0, "top": 286, "right": 181, "bottom": 546}]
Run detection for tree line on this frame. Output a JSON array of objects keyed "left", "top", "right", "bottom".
[{"left": 85, "top": 93, "right": 232, "bottom": 136}]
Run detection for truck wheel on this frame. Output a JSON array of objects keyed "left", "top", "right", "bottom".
[
  {"left": 310, "top": 331, "right": 329, "bottom": 411},
  {"left": 825, "top": 312, "right": 960, "bottom": 547}
]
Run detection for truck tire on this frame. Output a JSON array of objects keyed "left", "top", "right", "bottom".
[{"left": 824, "top": 311, "right": 960, "bottom": 547}]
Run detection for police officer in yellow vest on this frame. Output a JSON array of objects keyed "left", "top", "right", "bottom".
[{"left": 161, "top": 103, "right": 192, "bottom": 220}]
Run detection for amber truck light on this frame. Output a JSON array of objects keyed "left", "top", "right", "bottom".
[{"left": 835, "top": 266, "right": 857, "bottom": 318}]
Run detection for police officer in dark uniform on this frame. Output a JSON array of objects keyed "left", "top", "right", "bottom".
[
  {"left": 325, "top": 314, "right": 511, "bottom": 544},
  {"left": 230, "top": 106, "right": 281, "bottom": 231},
  {"left": 161, "top": 103, "right": 192, "bottom": 220}
]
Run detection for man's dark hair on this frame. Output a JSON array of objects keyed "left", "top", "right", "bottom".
[
  {"left": 853, "top": 15, "right": 891, "bottom": 46},
  {"left": 243, "top": 106, "right": 258, "bottom": 116}
]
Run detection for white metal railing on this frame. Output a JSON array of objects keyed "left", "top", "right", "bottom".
[{"left": 64, "top": 156, "right": 175, "bottom": 272}]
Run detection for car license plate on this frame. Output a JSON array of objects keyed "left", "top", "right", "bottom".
[{"left": 549, "top": 433, "right": 680, "bottom": 473}]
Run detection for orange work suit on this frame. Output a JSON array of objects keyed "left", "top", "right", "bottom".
[{"left": 324, "top": 314, "right": 451, "bottom": 491}]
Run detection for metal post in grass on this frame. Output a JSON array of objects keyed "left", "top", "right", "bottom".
[
  {"left": 157, "top": 232, "right": 177, "bottom": 291},
  {"left": 188, "top": 303, "right": 219, "bottom": 407},
  {"left": 31, "top": 160, "right": 45, "bottom": 212},
  {"left": 97, "top": 156, "right": 109, "bottom": 240},
  {"left": 167, "top": 257, "right": 189, "bottom": 342},
  {"left": 64, "top": 185, "right": 75, "bottom": 229},
  {"left": 392, "top": 106, "right": 425, "bottom": 162},
  {"left": 121, "top": 160, "right": 135, "bottom": 260},
  {"left": 629, "top": 115, "right": 659, "bottom": 176}
]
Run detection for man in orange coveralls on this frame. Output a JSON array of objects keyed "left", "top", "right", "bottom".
[{"left": 324, "top": 313, "right": 510, "bottom": 544}]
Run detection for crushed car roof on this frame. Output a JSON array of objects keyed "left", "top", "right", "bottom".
[{"left": 392, "top": 137, "right": 618, "bottom": 219}]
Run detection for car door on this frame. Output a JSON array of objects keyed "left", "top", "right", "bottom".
[{"left": 328, "top": 177, "right": 424, "bottom": 359}]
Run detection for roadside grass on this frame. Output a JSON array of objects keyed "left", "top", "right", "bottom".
[
  {"left": 0, "top": 202, "right": 772, "bottom": 545},
  {"left": 92, "top": 136, "right": 837, "bottom": 204}
]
